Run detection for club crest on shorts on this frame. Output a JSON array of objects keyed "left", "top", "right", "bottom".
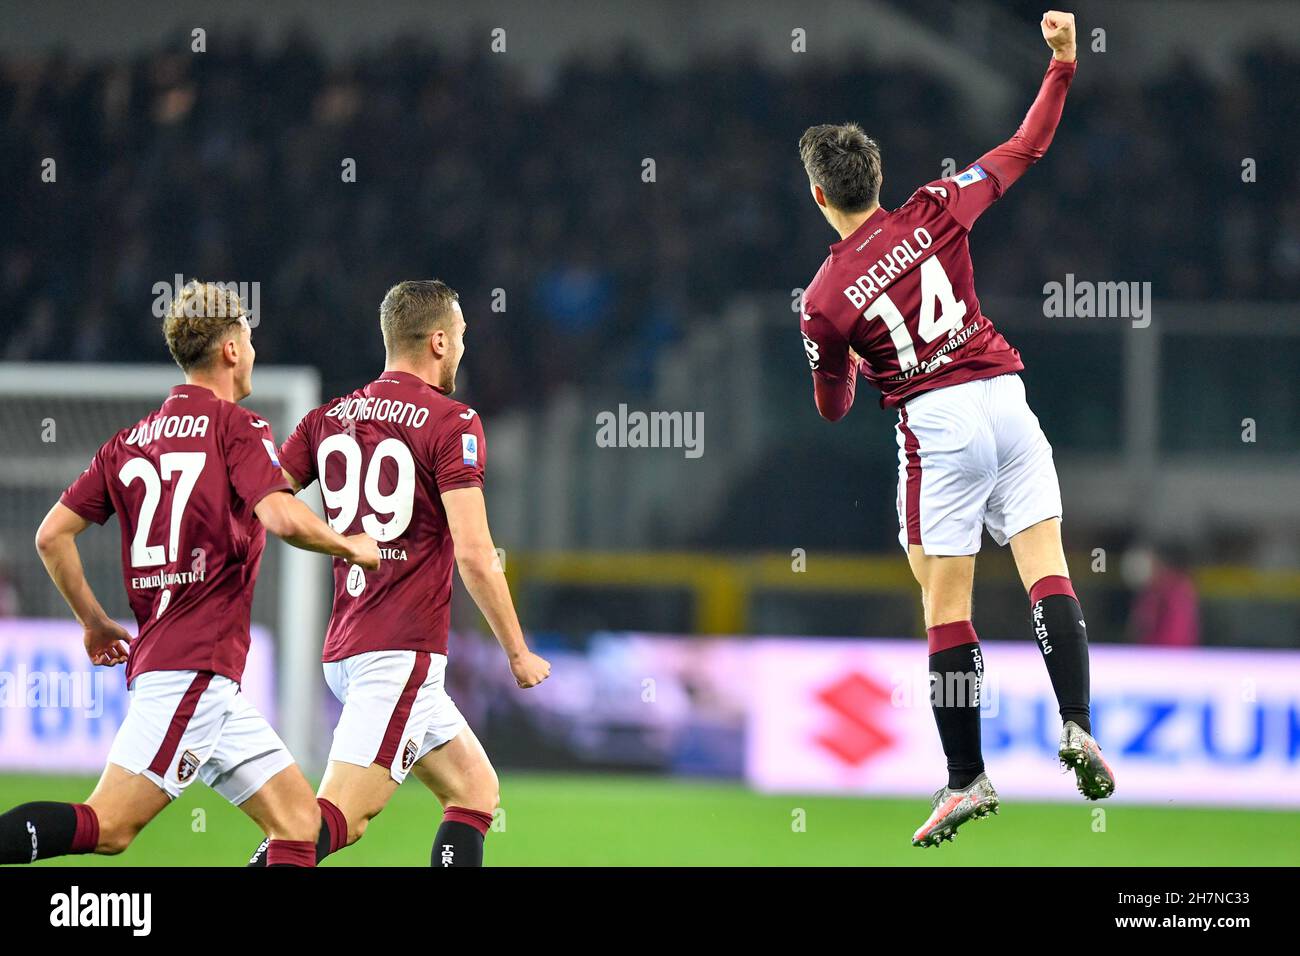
[
  {"left": 346, "top": 563, "right": 366, "bottom": 597},
  {"left": 177, "top": 749, "right": 200, "bottom": 783},
  {"left": 402, "top": 738, "right": 418, "bottom": 771}
]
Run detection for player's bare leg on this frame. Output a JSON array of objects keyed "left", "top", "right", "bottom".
[
  {"left": 238, "top": 764, "right": 323, "bottom": 865},
  {"left": 1009, "top": 517, "right": 1115, "bottom": 799},
  {"left": 907, "top": 546, "right": 975, "bottom": 628},
  {"left": 0, "top": 762, "right": 167, "bottom": 863},
  {"left": 1008, "top": 515, "right": 1069, "bottom": 590},
  {"left": 316, "top": 760, "right": 400, "bottom": 848},
  {"left": 83, "top": 764, "right": 172, "bottom": 854},
  {"left": 411, "top": 726, "right": 500, "bottom": 867},
  {"left": 411, "top": 725, "right": 499, "bottom": 809},
  {"left": 905, "top": 547, "right": 999, "bottom": 846},
  {"left": 246, "top": 760, "right": 395, "bottom": 866},
  {"left": 252, "top": 730, "right": 499, "bottom": 867}
]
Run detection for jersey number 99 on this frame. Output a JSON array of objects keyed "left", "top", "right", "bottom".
[{"left": 316, "top": 434, "right": 415, "bottom": 541}]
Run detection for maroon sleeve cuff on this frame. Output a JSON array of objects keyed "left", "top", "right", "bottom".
[
  {"left": 439, "top": 478, "right": 485, "bottom": 493},
  {"left": 246, "top": 480, "right": 293, "bottom": 511},
  {"left": 59, "top": 494, "right": 110, "bottom": 526},
  {"left": 813, "top": 372, "right": 856, "bottom": 422}
]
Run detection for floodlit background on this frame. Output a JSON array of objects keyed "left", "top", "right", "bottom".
[{"left": 1, "top": 0, "right": 1298, "bottom": 865}]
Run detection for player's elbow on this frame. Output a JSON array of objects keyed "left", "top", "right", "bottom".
[
  {"left": 812, "top": 376, "right": 853, "bottom": 423},
  {"left": 34, "top": 515, "right": 70, "bottom": 556},
  {"left": 255, "top": 493, "right": 299, "bottom": 540},
  {"left": 259, "top": 511, "right": 292, "bottom": 541},
  {"left": 455, "top": 543, "right": 498, "bottom": 580},
  {"left": 1017, "top": 135, "right": 1052, "bottom": 163},
  {"left": 815, "top": 396, "right": 849, "bottom": 423},
  {"left": 34, "top": 522, "right": 59, "bottom": 556}
]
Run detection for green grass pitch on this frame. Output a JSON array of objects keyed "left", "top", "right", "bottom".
[{"left": 4, "top": 772, "right": 1296, "bottom": 866}]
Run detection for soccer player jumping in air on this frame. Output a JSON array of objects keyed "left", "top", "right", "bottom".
[
  {"left": 796, "top": 11, "right": 1114, "bottom": 847},
  {"left": 0, "top": 282, "right": 380, "bottom": 867},
  {"left": 247, "top": 280, "right": 550, "bottom": 868}
]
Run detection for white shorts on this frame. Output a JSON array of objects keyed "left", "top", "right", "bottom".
[
  {"left": 106, "top": 670, "right": 295, "bottom": 804},
  {"left": 895, "top": 373, "right": 1062, "bottom": 556},
  {"left": 322, "top": 650, "right": 466, "bottom": 784}
]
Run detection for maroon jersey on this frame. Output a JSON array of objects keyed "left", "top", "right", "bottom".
[
  {"left": 60, "top": 385, "right": 291, "bottom": 684},
  {"left": 278, "top": 370, "right": 486, "bottom": 661},
  {"left": 801, "top": 57, "right": 1076, "bottom": 413}
]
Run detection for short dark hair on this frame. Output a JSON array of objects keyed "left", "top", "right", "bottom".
[
  {"left": 379, "top": 279, "right": 460, "bottom": 357},
  {"left": 798, "top": 123, "right": 882, "bottom": 213}
]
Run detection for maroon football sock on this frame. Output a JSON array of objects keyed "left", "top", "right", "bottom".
[{"left": 432, "top": 806, "right": 492, "bottom": 867}]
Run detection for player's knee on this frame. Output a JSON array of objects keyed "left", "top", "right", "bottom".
[
  {"left": 465, "top": 767, "right": 500, "bottom": 814},
  {"left": 440, "top": 772, "right": 498, "bottom": 816},
  {"left": 472, "top": 787, "right": 500, "bottom": 819}
]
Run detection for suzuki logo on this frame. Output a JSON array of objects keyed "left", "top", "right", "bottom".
[{"left": 814, "top": 671, "right": 896, "bottom": 766}]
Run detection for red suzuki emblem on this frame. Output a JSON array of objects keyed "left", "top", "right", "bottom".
[{"left": 814, "top": 671, "right": 896, "bottom": 766}]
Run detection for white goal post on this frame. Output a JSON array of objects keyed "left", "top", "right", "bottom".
[{"left": 0, "top": 363, "right": 328, "bottom": 770}]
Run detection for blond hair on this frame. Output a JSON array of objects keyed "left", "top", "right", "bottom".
[
  {"left": 162, "top": 281, "right": 247, "bottom": 371},
  {"left": 379, "top": 280, "right": 459, "bottom": 359}
]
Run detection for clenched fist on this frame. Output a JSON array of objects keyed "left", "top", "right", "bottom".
[
  {"left": 509, "top": 649, "right": 551, "bottom": 689},
  {"left": 1041, "top": 10, "right": 1076, "bottom": 62},
  {"left": 345, "top": 532, "right": 381, "bottom": 570}
]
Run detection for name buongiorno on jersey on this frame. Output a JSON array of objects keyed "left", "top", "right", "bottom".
[{"left": 325, "top": 394, "right": 430, "bottom": 428}]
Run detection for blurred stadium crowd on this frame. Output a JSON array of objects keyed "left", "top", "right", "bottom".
[
  {"left": 3, "top": 29, "right": 1299, "bottom": 649},
  {"left": 5, "top": 32, "right": 1300, "bottom": 413}
]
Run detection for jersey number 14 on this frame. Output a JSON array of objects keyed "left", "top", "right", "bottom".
[{"left": 863, "top": 256, "right": 966, "bottom": 370}]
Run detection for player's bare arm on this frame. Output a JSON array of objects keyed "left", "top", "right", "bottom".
[
  {"left": 254, "top": 490, "right": 380, "bottom": 570},
  {"left": 442, "top": 486, "right": 550, "bottom": 688},
  {"left": 34, "top": 502, "right": 131, "bottom": 666},
  {"left": 3, "top": 282, "right": 329, "bottom": 867},
  {"left": 240, "top": 284, "right": 521, "bottom": 869},
  {"left": 270, "top": 465, "right": 381, "bottom": 564}
]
